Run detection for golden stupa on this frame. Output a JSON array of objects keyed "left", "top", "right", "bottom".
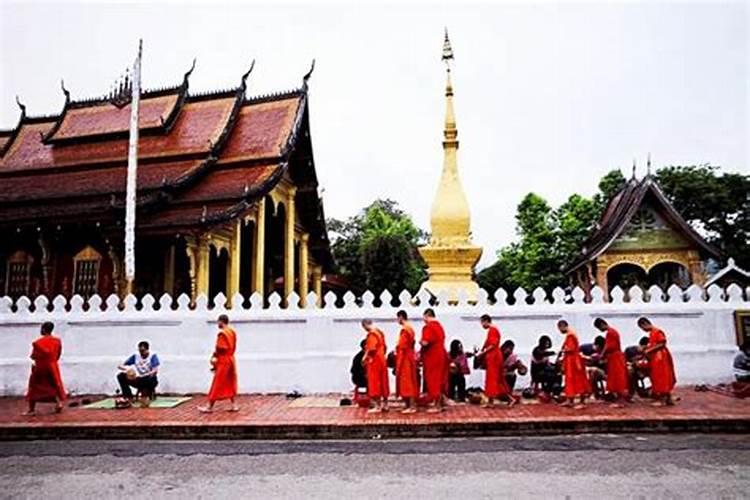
[{"left": 418, "top": 29, "right": 483, "bottom": 301}]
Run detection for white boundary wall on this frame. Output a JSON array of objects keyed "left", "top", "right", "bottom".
[{"left": 0, "top": 283, "right": 747, "bottom": 396}]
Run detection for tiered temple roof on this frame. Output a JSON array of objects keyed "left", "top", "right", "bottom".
[
  {"left": 0, "top": 62, "right": 333, "bottom": 270},
  {"left": 567, "top": 174, "right": 721, "bottom": 274}
]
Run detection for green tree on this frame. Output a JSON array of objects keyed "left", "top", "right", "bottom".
[
  {"left": 656, "top": 165, "right": 750, "bottom": 268},
  {"left": 328, "top": 199, "right": 427, "bottom": 298}
]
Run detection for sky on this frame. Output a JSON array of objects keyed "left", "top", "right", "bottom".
[{"left": 1, "top": 0, "right": 748, "bottom": 268}]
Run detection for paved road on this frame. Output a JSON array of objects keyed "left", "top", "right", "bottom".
[{"left": 1, "top": 434, "right": 749, "bottom": 499}]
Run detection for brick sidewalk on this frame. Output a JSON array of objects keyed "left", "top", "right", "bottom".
[{"left": 1, "top": 388, "right": 748, "bottom": 440}]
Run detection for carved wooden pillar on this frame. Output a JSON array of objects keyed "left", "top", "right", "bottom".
[
  {"left": 227, "top": 220, "right": 241, "bottom": 305},
  {"left": 312, "top": 264, "right": 323, "bottom": 307},
  {"left": 299, "top": 233, "right": 309, "bottom": 306},
  {"left": 284, "top": 187, "right": 297, "bottom": 304},
  {"left": 163, "top": 244, "right": 175, "bottom": 296},
  {"left": 252, "top": 198, "right": 266, "bottom": 296}
]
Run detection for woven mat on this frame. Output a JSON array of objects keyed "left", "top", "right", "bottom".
[{"left": 83, "top": 396, "right": 191, "bottom": 409}]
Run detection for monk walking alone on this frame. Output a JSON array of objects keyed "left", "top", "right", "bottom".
[
  {"left": 479, "top": 314, "right": 515, "bottom": 408},
  {"left": 362, "top": 319, "right": 389, "bottom": 413},
  {"left": 556, "top": 320, "right": 590, "bottom": 409},
  {"left": 638, "top": 316, "right": 677, "bottom": 406},
  {"left": 395, "top": 310, "right": 419, "bottom": 414},
  {"left": 420, "top": 308, "right": 448, "bottom": 413},
  {"left": 24, "top": 321, "right": 65, "bottom": 415},
  {"left": 199, "top": 314, "right": 239, "bottom": 413},
  {"left": 594, "top": 318, "right": 630, "bottom": 407}
]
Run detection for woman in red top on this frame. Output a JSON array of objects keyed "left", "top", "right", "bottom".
[
  {"left": 362, "top": 319, "right": 390, "bottom": 413},
  {"left": 24, "top": 321, "right": 66, "bottom": 415},
  {"left": 395, "top": 310, "right": 419, "bottom": 413},
  {"left": 479, "top": 314, "right": 515, "bottom": 407},
  {"left": 557, "top": 320, "right": 590, "bottom": 409},
  {"left": 594, "top": 318, "right": 630, "bottom": 407},
  {"left": 638, "top": 316, "right": 677, "bottom": 406},
  {"left": 199, "top": 315, "right": 239, "bottom": 413}
]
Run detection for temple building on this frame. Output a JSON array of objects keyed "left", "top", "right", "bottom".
[
  {"left": 567, "top": 172, "right": 722, "bottom": 294},
  {"left": 0, "top": 62, "right": 333, "bottom": 304}
]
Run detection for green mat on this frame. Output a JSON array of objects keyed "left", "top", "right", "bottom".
[{"left": 83, "top": 396, "right": 191, "bottom": 409}]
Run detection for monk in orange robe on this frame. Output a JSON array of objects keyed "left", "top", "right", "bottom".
[
  {"left": 479, "top": 314, "right": 515, "bottom": 407},
  {"left": 594, "top": 318, "right": 630, "bottom": 406},
  {"left": 24, "top": 321, "right": 65, "bottom": 415},
  {"left": 199, "top": 314, "right": 239, "bottom": 413},
  {"left": 420, "top": 308, "right": 448, "bottom": 413},
  {"left": 395, "top": 310, "right": 419, "bottom": 413},
  {"left": 362, "top": 319, "right": 389, "bottom": 413},
  {"left": 638, "top": 316, "right": 677, "bottom": 406},
  {"left": 557, "top": 320, "right": 590, "bottom": 409}
]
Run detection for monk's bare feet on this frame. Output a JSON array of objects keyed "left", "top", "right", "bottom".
[
  {"left": 228, "top": 406, "right": 240, "bottom": 412},
  {"left": 506, "top": 398, "right": 517, "bottom": 408},
  {"left": 560, "top": 400, "right": 573, "bottom": 407},
  {"left": 609, "top": 402, "right": 625, "bottom": 408},
  {"left": 198, "top": 405, "right": 214, "bottom": 413},
  {"left": 367, "top": 407, "right": 380, "bottom": 414},
  {"left": 572, "top": 403, "right": 585, "bottom": 410},
  {"left": 401, "top": 407, "right": 417, "bottom": 414},
  {"left": 21, "top": 411, "right": 35, "bottom": 416},
  {"left": 426, "top": 407, "right": 440, "bottom": 414},
  {"left": 651, "top": 401, "right": 666, "bottom": 407}
]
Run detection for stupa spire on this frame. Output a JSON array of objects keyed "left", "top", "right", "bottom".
[{"left": 418, "top": 29, "right": 483, "bottom": 302}]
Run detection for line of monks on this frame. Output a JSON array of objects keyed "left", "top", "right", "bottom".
[
  {"left": 22, "top": 310, "right": 676, "bottom": 415},
  {"left": 359, "top": 309, "right": 678, "bottom": 413}
]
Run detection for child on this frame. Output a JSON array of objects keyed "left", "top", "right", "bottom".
[
  {"left": 502, "top": 340, "right": 528, "bottom": 392},
  {"left": 448, "top": 339, "right": 471, "bottom": 402}
]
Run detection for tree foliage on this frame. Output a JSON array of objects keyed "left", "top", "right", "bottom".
[
  {"left": 328, "top": 199, "right": 427, "bottom": 297},
  {"left": 656, "top": 165, "right": 750, "bottom": 269},
  {"left": 478, "top": 165, "right": 749, "bottom": 293}
]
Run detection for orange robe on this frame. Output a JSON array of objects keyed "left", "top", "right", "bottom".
[
  {"left": 647, "top": 327, "right": 677, "bottom": 396},
  {"left": 395, "top": 324, "right": 419, "bottom": 399},
  {"left": 365, "top": 328, "right": 390, "bottom": 398},
  {"left": 208, "top": 326, "right": 238, "bottom": 401},
  {"left": 603, "top": 327, "right": 629, "bottom": 397},
  {"left": 483, "top": 326, "right": 511, "bottom": 398},
  {"left": 561, "top": 330, "right": 590, "bottom": 398},
  {"left": 26, "top": 334, "right": 66, "bottom": 402},
  {"left": 420, "top": 320, "right": 447, "bottom": 402}
]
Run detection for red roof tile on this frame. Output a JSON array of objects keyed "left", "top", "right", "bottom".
[
  {"left": 0, "top": 160, "right": 201, "bottom": 203},
  {"left": 0, "top": 98, "right": 235, "bottom": 171},
  {"left": 219, "top": 97, "right": 301, "bottom": 163},
  {"left": 48, "top": 94, "right": 180, "bottom": 141}
]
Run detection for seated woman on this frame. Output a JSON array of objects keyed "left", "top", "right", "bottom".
[{"left": 530, "top": 335, "right": 560, "bottom": 398}]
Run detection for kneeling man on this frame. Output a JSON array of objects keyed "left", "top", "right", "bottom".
[{"left": 117, "top": 341, "right": 160, "bottom": 402}]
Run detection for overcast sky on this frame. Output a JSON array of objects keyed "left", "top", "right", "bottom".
[{"left": 1, "top": 1, "right": 747, "bottom": 267}]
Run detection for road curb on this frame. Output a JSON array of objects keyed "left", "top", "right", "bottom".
[{"left": 2, "top": 418, "right": 749, "bottom": 440}]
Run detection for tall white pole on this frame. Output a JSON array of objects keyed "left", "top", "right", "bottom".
[{"left": 124, "top": 39, "right": 142, "bottom": 296}]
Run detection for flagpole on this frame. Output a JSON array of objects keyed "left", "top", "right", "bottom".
[{"left": 124, "top": 39, "right": 142, "bottom": 296}]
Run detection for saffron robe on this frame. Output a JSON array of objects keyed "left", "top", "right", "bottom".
[
  {"left": 26, "top": 334, "right": 66, "bottom": 402},
  {"left": 561, "top": 330, "right": 591, "bottom": 398},
  {"left": 647, "top": 327, "right": 677, "bottom": 396},
  {"left": 208, "top": 326, "right": 238, "bottom": 401},
  {"left": 603, "top": 327, "right": 630, "bottom": 397},
  {"left": 420, "top": 320, "right": 448, "bottom": 401},
  {"left": 365, "top": 328, "right": 390, "bottom": 398},
  {"left": 483, "top": 326, "right": 511, "bottom": 398},
  {"left": 395, "top": 324, "right": 419, "bottom": 399}
]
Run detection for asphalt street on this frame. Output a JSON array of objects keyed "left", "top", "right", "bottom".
[{"left": 1, "top": 434, "right": 749, "bottom": 499}]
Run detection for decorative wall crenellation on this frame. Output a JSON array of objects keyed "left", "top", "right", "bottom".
[{"left": 1, "top": 283, "right": 747, "bottom": 316}]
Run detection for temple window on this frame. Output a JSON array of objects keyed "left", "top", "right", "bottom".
[
  {"left": 5, "top": 251, "right": 33, "bottom": 298},
  {"left": 73, "top": 246, "right": 102, "bottom": 297}
]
